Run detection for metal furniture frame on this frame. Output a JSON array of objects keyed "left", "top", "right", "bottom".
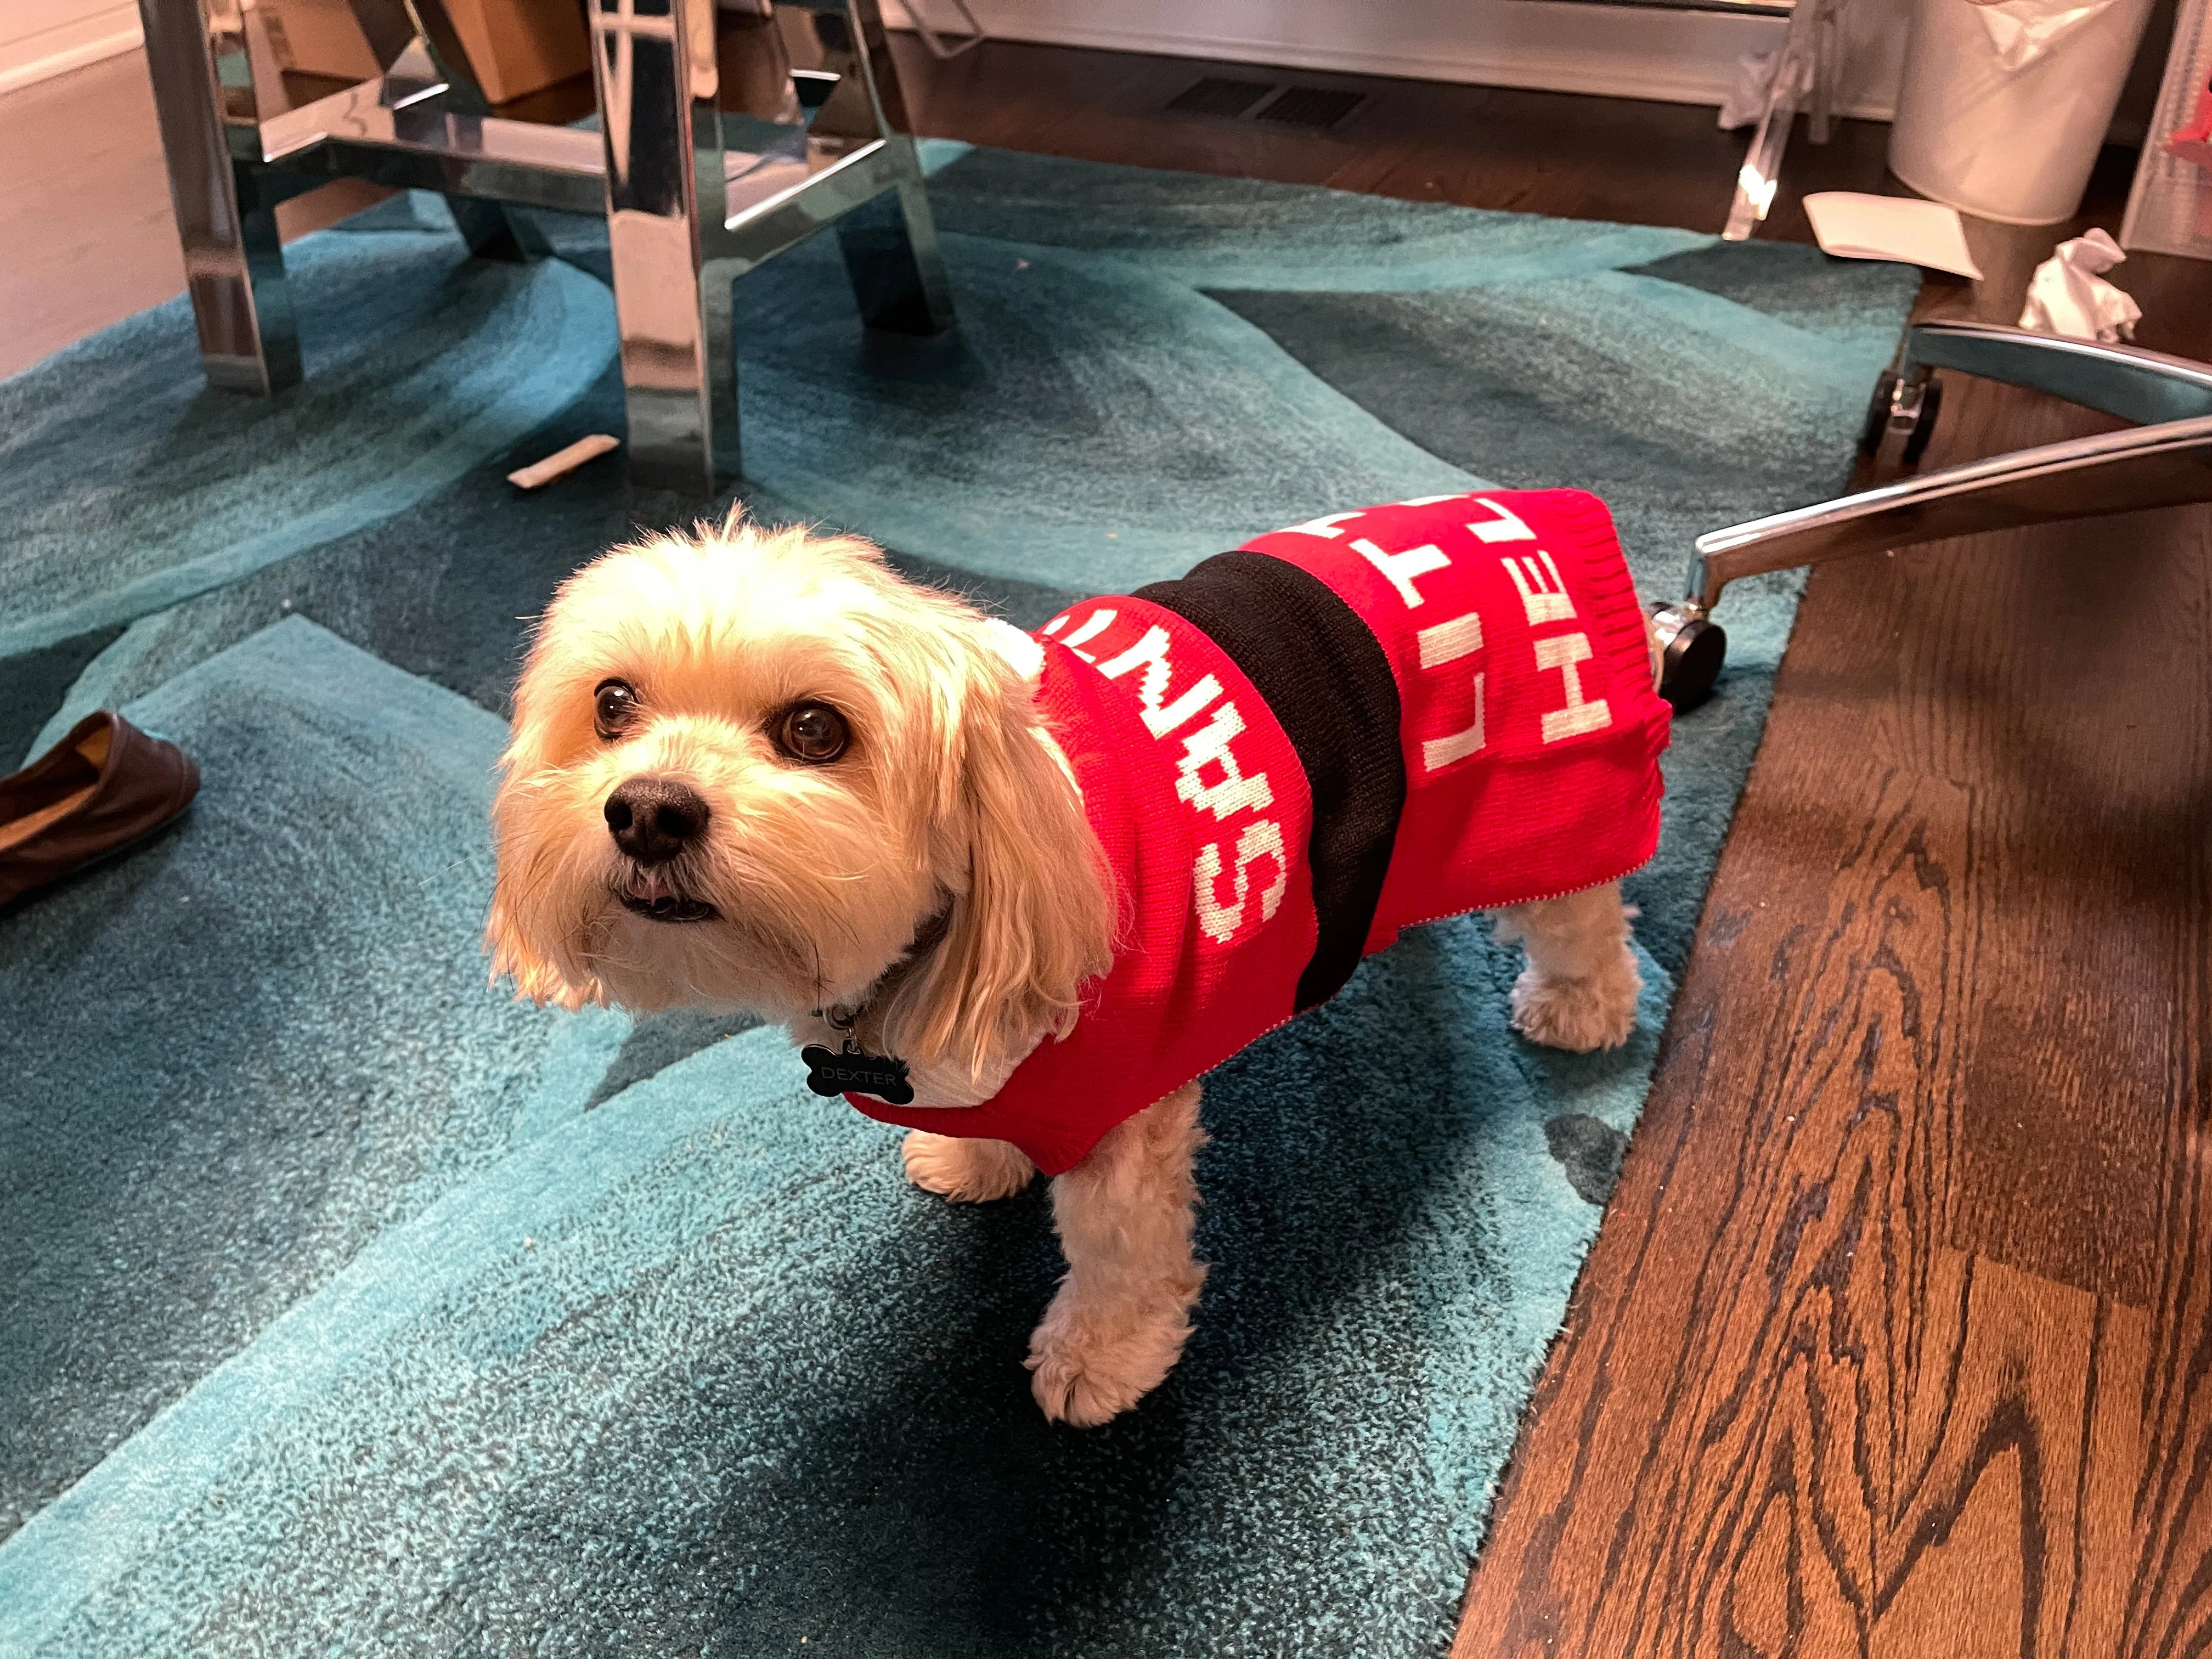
[
  {"left": 1720, "top": 0, "right": 1842, "bottom": 241},
  {"left": 1653, "top": 320, "right": 2212, "bottom": 705},
  {"left": 136, "top": 0, "right": 955, "bottom": 495},
  {"left": 902, "top": 0, "right": 985, "bottom": 60},
  {"left": 2121, "top": 0, "right": 2212, "bottom": 257},
  {"left": 1507, "top": 0, "right": 1833, "bottom": 242}
]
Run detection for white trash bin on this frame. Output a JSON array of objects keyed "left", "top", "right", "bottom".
[{"left": 1890, "top": 0, "right": 2159, "bottom": 225}]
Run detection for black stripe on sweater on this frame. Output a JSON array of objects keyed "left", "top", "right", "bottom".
[{"left": 1134, "top": 551, "right": 1407, "bottom": 1011}]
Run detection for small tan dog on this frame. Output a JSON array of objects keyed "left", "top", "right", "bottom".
[{"left": 489, "top": 505, "right": 1666, "bottom": 1426}]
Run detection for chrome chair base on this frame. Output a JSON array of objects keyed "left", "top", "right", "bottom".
[
  {"left": 1657, "top": 321, "right": 2212, "bottom": 707},
  {"left": 137, "top": 0, "right": 954, "bottom": 495}
]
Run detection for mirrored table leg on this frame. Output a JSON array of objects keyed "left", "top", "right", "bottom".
[
  {"left": 835, "top": 166, "right": 956, "bottom": 335},
  {"left": 809, "top": 1, "right": 955, "bottom": 334},
  {"left": 139, "top": 0, "right": 303, "bottom": 393},
  {"left": 447, "top": 198, "right": 555, "bottom": 262},
  {"left": 590, "top": 0, "right": 732, "bottom": 495}
]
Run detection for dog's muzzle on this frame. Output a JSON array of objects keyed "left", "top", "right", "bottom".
[
  {"left": 605, "top": 776, "right": 708, "bottom": 867},
  {"left": 620, "top": 891, "right": 719, "bottom": 924},
  {"left": 617, "top": 866, "right": 720, "bottom": 924}
]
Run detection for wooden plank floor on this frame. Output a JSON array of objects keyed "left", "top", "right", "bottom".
[
  {"left": 0, "top": 52, "right": 386, "bottom": 380},
  {"left": 9, "top": 37, "right": 2210, "bottom": 1654},
  {"left": 1455, "top": 347, "right": 2212, "bottom": 1655}
]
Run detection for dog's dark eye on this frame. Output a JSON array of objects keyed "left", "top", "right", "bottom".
[
  {"left": 772, "top": 702, "right": 849, "bottom": 764},
  {"left": 594, "top": 679, "right": 639, "bottom": 741}
]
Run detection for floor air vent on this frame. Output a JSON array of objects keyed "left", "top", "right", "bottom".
[
  {"left": 1163, "top": 77, "right": 1367, "bottom": 131},
  {"left": 1251, "top": 86, "right": 1366, "bottom": 130},
  {"left": 1163, "top": 77, "right": 1279, "bottom": 120}
]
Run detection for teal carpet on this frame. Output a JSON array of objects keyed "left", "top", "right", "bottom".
[{"left": 0, "top": 142, "right": 1915, "bottom": 1657}]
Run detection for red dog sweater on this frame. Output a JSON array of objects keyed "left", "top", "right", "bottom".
[{"left": 851, "top": 488, "right": 1671, "bottom": 1174}]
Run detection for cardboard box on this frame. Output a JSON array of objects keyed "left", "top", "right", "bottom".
[
  {"left": 261, "top": 0, "right": 384, "bottom": 82},
  {"left": 259, "top": 0, "right": 589, "bottom": 106},
  {"left": 441, "top": 0, "right": 591, "bottom": 106}
]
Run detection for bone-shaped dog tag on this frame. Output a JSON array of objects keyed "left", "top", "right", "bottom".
[{"left": 802, "top": 1042, "right": 915, "bottom": 1106}]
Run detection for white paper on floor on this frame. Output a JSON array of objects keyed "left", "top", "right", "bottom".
[
  {"left": 1803, "top": 192, "right": 1985, "bottom": 280},
  {"left": 2018, "top": 228, "right": 2141, "bottom": 342}
]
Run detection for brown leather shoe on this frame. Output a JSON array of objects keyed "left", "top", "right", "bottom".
[{"left": 0, "top": 713, "right": 200, "bottom": 907}]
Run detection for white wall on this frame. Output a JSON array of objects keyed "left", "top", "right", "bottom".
[
  {"left": 1, "top": 0, "right": 143, "bottom": 95},
  {"left": 888, "top": 0, "right": 1914, "bottom": 120}
]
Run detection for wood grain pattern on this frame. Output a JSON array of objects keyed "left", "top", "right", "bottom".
[{"left": 1457, "top": 205, "right": 2212, "bottom": 1659}]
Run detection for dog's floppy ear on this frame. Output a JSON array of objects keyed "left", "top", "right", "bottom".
[
  {"left": 483, "top": 624, "right": 608, "bottom": 1011},
  {"left": 485, "top": 755, "right": 607, "bottom": 1011},
  {"left": 883, "top": 622, "right": 1114, "bottom": 1085},
  {"left": 487, "top": 796, "right": 606, "bottom": 1013}
]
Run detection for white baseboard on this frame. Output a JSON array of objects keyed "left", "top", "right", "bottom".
[
  {"left": 887, "top": 0, "right": 1905, "bottom": 122},
  {"left": 1, "top": 2, "right": 143, "bottom": 98}
]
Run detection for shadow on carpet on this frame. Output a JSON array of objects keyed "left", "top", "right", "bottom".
[{"left": 0, "top": 145, "right": 1916, "bottom": 1658}]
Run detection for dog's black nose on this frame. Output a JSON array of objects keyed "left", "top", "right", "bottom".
[{"left": 605, "top": 777, "right": 709, "bottom": 865}]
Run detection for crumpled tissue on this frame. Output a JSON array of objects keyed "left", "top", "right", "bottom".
[
  {"left": 1968, "top": 0, "right": 2126, "bottom": 72},
  {"left": 1718, "top": 51, "right": 1778, "bottom": 130},
  {"left": 2018, "top": 228, "right": 2142, "bottom": 343},
  {"left": 1716, "top": 49, "right": 1814, "bottom": 131}
]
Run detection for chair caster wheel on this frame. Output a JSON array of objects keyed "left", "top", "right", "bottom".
[
  {"left": 1900, "top": 371, "right": 1942, "bottom": 469},
  {"left": 1858, "top": 371, "right": 1898, "bottom": 456},
  {"left": 1652, "top": 602, "right": 1725, "bottom": 710},
  {"left": 1859, "top": 365, "right": 1942, "bottom": 469}
]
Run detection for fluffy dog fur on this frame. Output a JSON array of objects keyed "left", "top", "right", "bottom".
[{"left": 489, "top": 515, "right": 1644, "bottom": 1426}]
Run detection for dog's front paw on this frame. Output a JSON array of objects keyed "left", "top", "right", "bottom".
[
  {"left": 901, "top": 1131, "right": 1036, "bottom": 1202},
  {"left": 1025, "top": 1281, "right": 1201, "bottom": 1427},
  {"left": 1511, "top": 962, "right": 1638, "bottom": 1052}
]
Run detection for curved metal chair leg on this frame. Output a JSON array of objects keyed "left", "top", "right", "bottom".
[
  {"left": 1691, "top": 411, "right": 2212, "bottom": 609},
  {"left": 1657, "top": 321, "right": 2212, "bottom": 708},
  {"left": 1656, "top": 409, "right": 2212, "bottom": 706},
  {"left": 1903, "top": 321, "right": 2212, "bottom": 427}
]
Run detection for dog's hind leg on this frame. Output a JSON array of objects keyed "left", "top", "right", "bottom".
[
  {"left": 1493, "top": 879, "right": 1641, "bottom": 1053},
  {"left": 1027, "top": 1081, "right": 1207, "bottom": 1427},
  {"left": 901, "top": 1131, "right": 1037, "bottom": 1202}
]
